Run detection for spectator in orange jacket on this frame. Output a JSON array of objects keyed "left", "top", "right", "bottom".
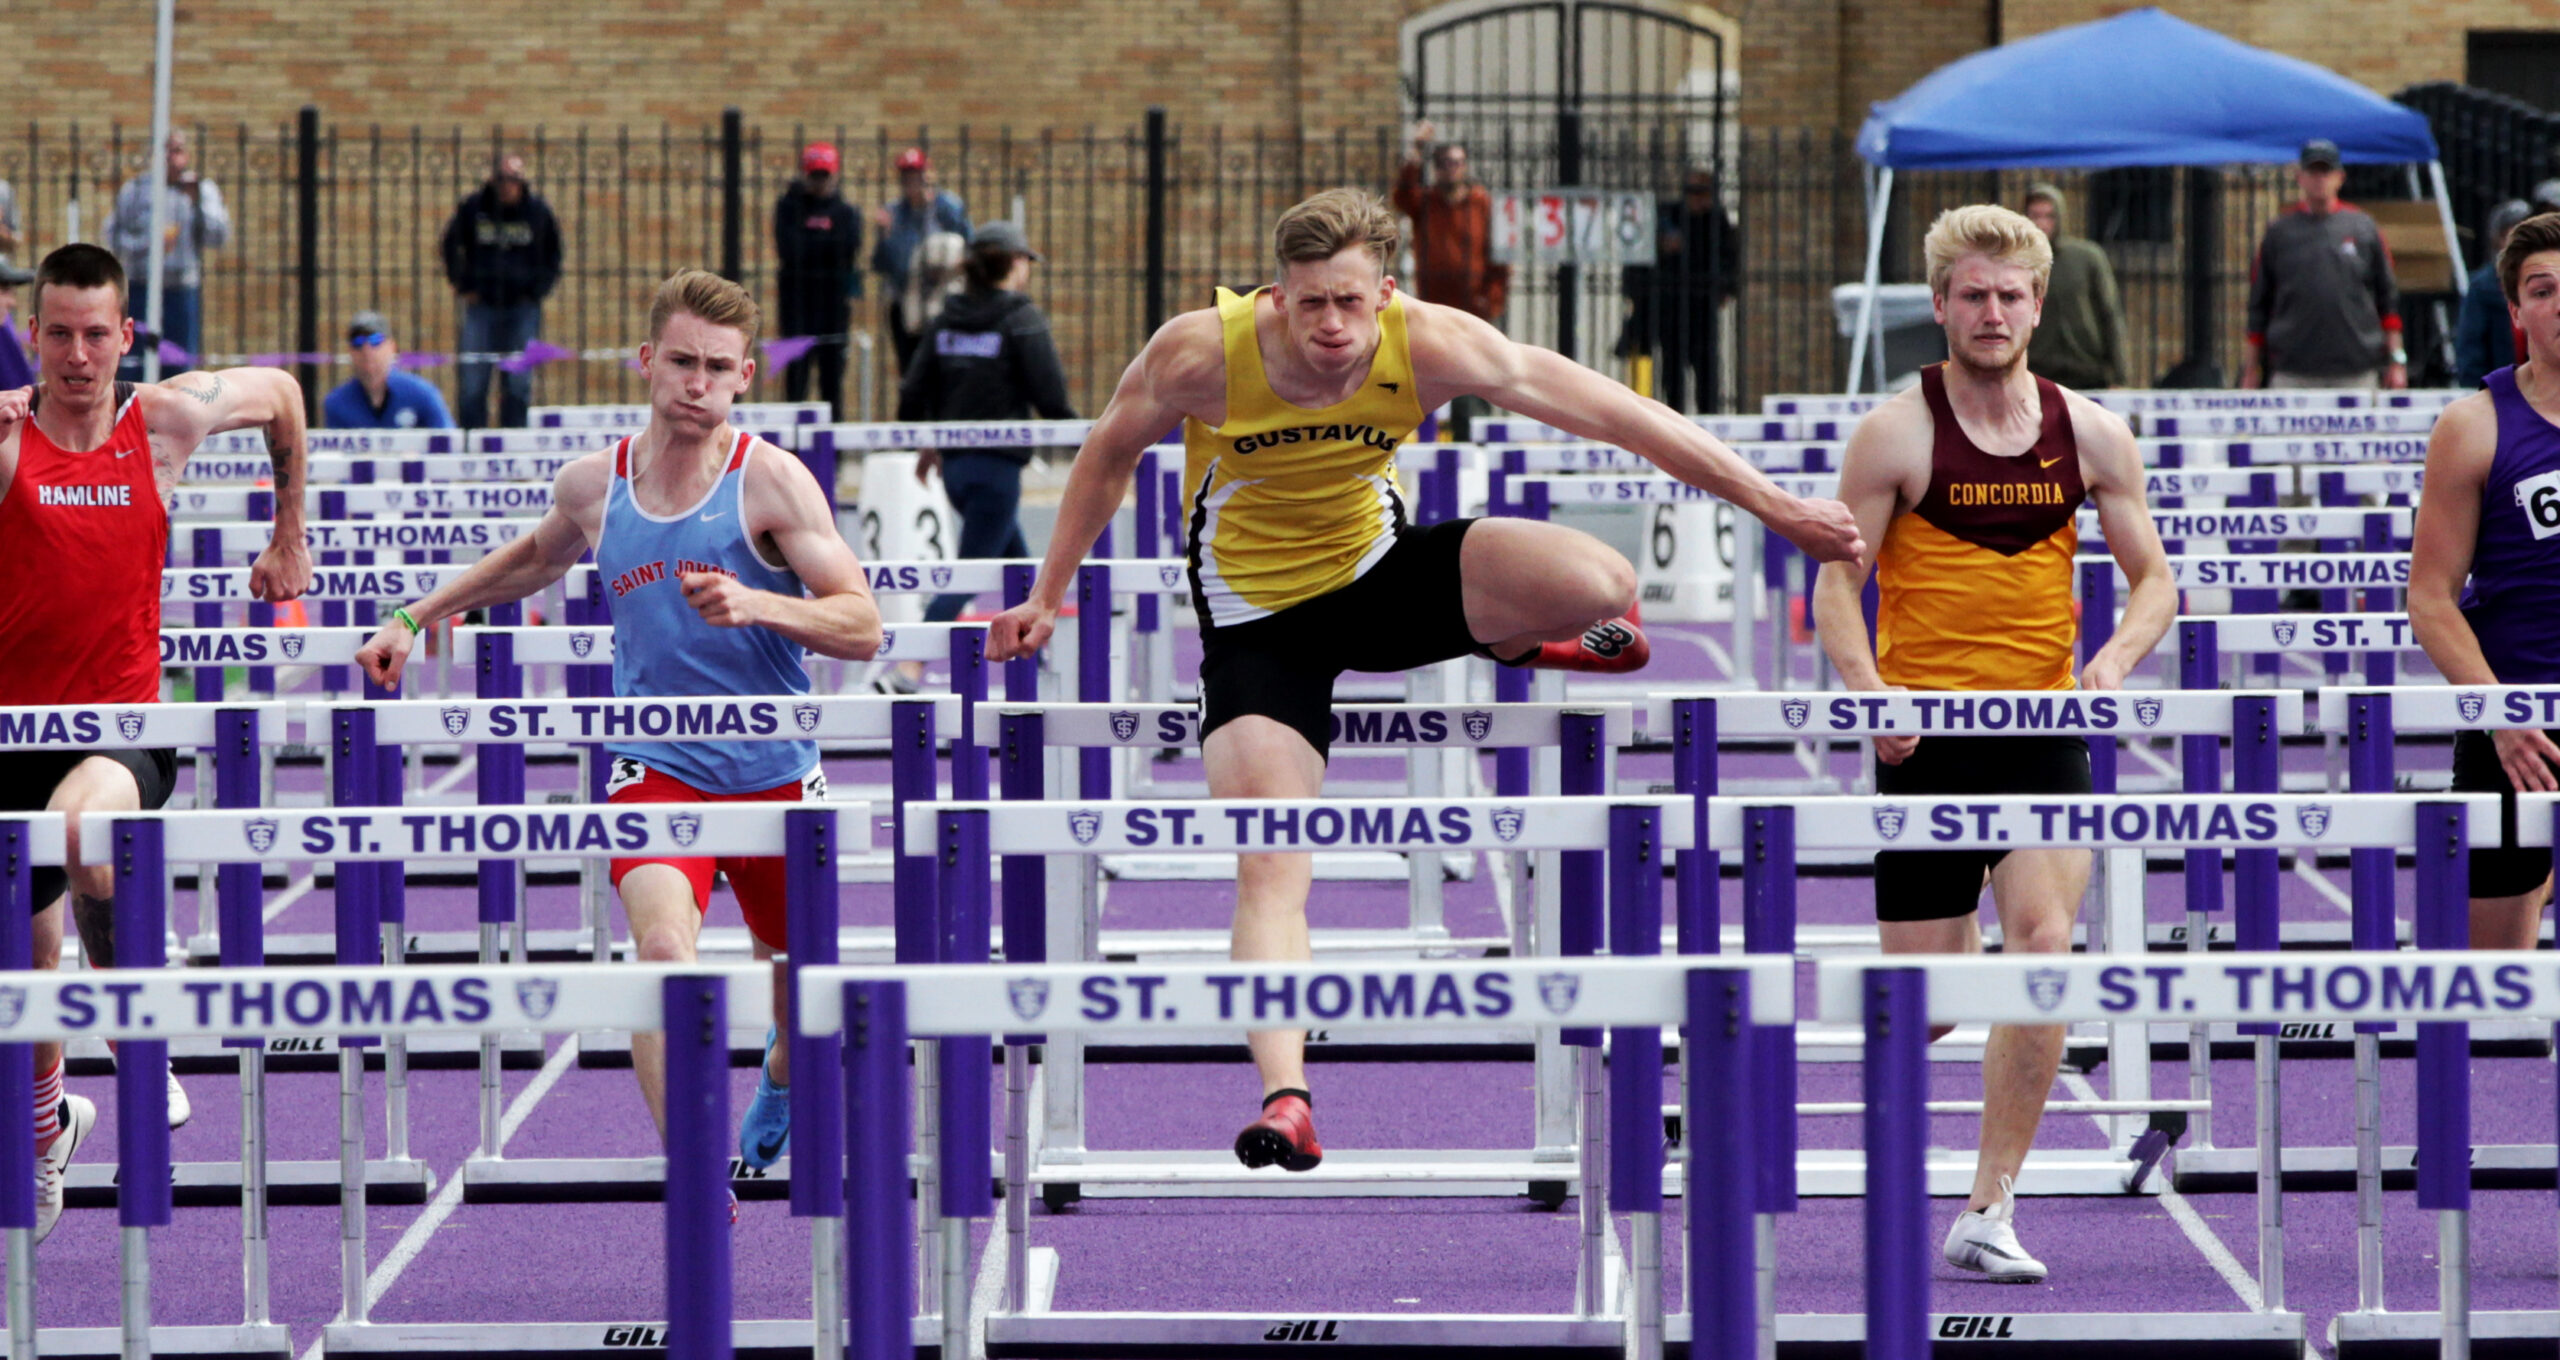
[{"left": 1394, "top": 122, "right": 1511, "bottom": 438}]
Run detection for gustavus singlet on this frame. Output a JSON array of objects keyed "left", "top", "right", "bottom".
[
  {"left": 1874, "top": 364, "right": 2086, "bottom": 692},
  {"left": 595, "top": 432, "right": 816, "bottom": 793},
  {"left": 0, "top": 383, "right": 167, "bottom": 705},
  {"left": 1180, "top": 286, "right": 1425, "bottom": 627}
]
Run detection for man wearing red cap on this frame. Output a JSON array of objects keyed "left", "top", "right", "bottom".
[
  {"left": 773, "top": 143, "right": 863, "bottom": 418},
  {"left": 870, "top": 148, "right": 971, "bottom": 373}
]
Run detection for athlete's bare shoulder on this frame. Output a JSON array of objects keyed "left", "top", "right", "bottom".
[
  {"left": 738, "top": 431, "right": 830, "bottom": 519},
  {"left": 548, "top": 448, "right": 614, "bottom": 534},
  {"left": 1141, "top": 306, "right": 1228, "bottom": 421},
  {"left": 1846, "top": 385, "right": 1935, "bottom": 453},
  {"left": 2431, "top": 387, "right": 2498, "bottom": 453}
]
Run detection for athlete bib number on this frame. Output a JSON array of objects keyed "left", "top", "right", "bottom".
[{"left": 2518, "top": 469, "right": 2560, "bottom": 541}]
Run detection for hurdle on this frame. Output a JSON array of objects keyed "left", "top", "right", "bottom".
[
  {"left": 1820, "top": 938, "right": 2533, "bottom": 1360},
  {"left": 0, "top": 701, "right": 439, "bottom": 1218},
  {"left": 966, "top": 707, "right": 1637, "bottom": 1208},
  {"left": 806, "top": 842, "right": 1792, "bottom": 1360},
  {"left": 1753, "top": 790, "right": 2500, "bottom": 1358},
  {"left": 35, "top": 802, "right": 873, "bottom": 1360},
  {"left": 1646, "top": 688, "right": 2304, "bottom": 1181},
  {"left": 307, "top": 693, "right": 950, "bottom": 1205},
  {"left": 2332, "top": 791, "right": 2560, "bottom": 1358}
]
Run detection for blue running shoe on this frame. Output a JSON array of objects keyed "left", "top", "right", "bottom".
[{"left": 737, "top": 1027, "right": 792, "bottom": 1170}]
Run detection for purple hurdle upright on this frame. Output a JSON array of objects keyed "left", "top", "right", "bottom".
[
  {"left": 2231, "top": 694, "right": 2287, "bottom": 1310},
  {"left": 1863, "top": 966, "right": 1930, "bottom": 1360},
  {"left": 1741, "top": 805, "right": 1798, "bottom": 1344},
  {"left": 1607, "top": 805, "right": 1667, "bottom": 1357},
  {"left": 2413, "top": 802, "right": 2473, "bottom": 1359},
  {"left": 660, "top": 974, "right": 733, "bottom": 1360},
  {"left": 2344, "top": 691, "right": 2395, "bottom": 1310},
  {"left": 934, "top": 808, "right": 997, "bottom": 1360},
  {"left": 213, "top": 706, "right": 275, "bottom": 1328},
  {"left": 472, "top": 630, "right": 526, "bottom": 1160},
  {"left": 1686, "top": 964, "right": 1757, "bottom": 1360},
  {"left": 328, "top": 707, "right": 385, "bottom": 1325},
  {"left": 783, "top": 806, "right": 846, "bottom": 1359},
  {"left": 110, "top": 818, "right": 174, "bottom": 1360},
  {"left": 1, "top": 820, "right": 33, "bottom": 1357},
  {"left": 843, "top": 980, "right": 913, "bottom": 1360}
]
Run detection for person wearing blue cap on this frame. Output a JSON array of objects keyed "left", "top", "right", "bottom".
[{"left": 322, "top": 310, "right": 454, "bottom": 430}]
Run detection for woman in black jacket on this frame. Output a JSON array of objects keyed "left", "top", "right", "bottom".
[{"left": 884, "top": 221, "right": 1076, "bottom": 689}]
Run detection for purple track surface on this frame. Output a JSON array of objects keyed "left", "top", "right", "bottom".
[{"left": 59, "top": 620, "right": 2548, "bottom": 1359}]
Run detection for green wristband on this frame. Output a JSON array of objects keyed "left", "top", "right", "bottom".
[{"left": 393, "top": 607, "right": 423, "bottom": 635}]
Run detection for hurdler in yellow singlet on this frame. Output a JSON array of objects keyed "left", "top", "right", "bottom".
[{"left": 1181, "top": 286, "right": 1425, "bottom": 626}]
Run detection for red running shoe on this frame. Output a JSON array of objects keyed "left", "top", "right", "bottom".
[
  {"left": 1234, "top": 1091, "right": 1324, "bottom": 1172},
  {"left": 1520, "top": 613, "right": 1650, "bottom": 673}
]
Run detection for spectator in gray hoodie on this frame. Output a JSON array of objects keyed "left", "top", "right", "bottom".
[{"left": 2021, "top": 183, "right": 2126, "bottom": 389}]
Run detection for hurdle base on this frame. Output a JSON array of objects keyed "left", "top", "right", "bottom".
[
  {"left": 34, "top": 1324, "right": 290, "bottom": 1359},
  {"left": 321, "top": 1316, "right": 924, "bottom": 1359},
  {"left": 2142, "top": 1016, "right": 2551, "bottom": 1061},
  {"left": 1756, "top": 1310, "right": 2304, "bottom": 1358},
  {"left": 1750, "top": 1149, "right": 2157, "bottom": 1198},
  {"left": 463, "top": 1153, "right": 839, "bottom": 1203},
  {"left": 2331, "top": 1308, "right": 2557, "bottom": 1358},
  {"left": 65, "top": 1032, "right": 548, "bottom": 1076},
  {"left": 2174, "top": 1141, "right": 2556, "bottom": 1193},
  {"left": 988, "top": 1311, "right": 1622, "bottom": 1358},
  {"left": 1033, "top": 1148, "right": 1580, "bottom": 1201},
  {"left": 63, "top": 1156, "right": 431, "bottom": 1207}
]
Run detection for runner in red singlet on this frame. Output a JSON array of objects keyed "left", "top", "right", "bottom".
[{"left": 0, "top": 244, "right": 313, "bottom": 1243}]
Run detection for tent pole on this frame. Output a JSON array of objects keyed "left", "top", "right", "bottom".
[
  {"left": 1847, "top": 166, "right": 1892, "bottom": 395},
  {"left": 2425, "top": 161, "right": 2467, "bottom": 297}
]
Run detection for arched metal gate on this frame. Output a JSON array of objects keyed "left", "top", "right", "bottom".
[{"left": 1408, "top": 1, "right": 1736, "bottom": 407}]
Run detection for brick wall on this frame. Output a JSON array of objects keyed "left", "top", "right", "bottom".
[{"left": 2001, "top": 1, "right": 2537, "bottom": 98}]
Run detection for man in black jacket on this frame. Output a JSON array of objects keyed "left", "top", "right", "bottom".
[
  {"left": 440, "top": 153, "right": 563, "bottom": 428},
  {"left": 883, "top": 220, "right": 1074, "bottom": 690},
  {"left": 773, "top": 143, "right": 863, "bottom": 418}
]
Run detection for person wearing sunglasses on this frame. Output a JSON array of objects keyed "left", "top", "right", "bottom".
[{"left": 323, "top": 309, "right": 454, "bottom": 430}]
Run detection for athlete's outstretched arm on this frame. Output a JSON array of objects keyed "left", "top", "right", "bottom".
[
  {"left": 986, "top": 310, "right": 1219, "bottom": 663},
  {"left": 1810, "top": 402, "right": 1923, "bottom": 762},
  {"left": 677, "top": 444, "right": 881, "bottom": 660},
  {"left": 1412, "top": 304, "right": 1863, "bottom": 563},
  {"left": 353, "top": 457, "right": 607, "bottom": 689},
  {"left": 148, "top": 367, "right": 313, "bottom": 601},
  {"left": 2408, "top": 398, "right": 2559, "bottom": 790}
]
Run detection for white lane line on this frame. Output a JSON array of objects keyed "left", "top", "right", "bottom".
[
  {"left": 292, "top": 1034, "right": 581, "bottom": 1360},
  {"left": 2292, "top": 857, "right": 2355, "bottom": 915},
  {"left": 259, "top": 871, "right": 320, "bottom": 924},
  {"left": 2060, "top": 1071, "right": 2261, "bottom": 1311}
]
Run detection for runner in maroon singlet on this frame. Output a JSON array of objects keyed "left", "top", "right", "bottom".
[{"left": 0, "top": 243, "right": 313, "bottom": 1242}]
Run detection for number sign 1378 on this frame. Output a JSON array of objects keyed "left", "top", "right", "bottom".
[{"left": 1492, "top": 192, "right": 1655, "bottom": 266}]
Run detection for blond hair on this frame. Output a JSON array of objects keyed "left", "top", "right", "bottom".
[
  {"left": 646, "top": 268, "right": 762, "bottom": 350},
  {"left": 1923, "top": 204, "right": 2053, "bottom": 298},
  {"left": 1273, "top": 188, "right": 1402, "bottom": 275}
]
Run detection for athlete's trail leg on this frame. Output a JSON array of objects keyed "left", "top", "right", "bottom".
[
  {"left": 1459, "top": 518, "right": 1637, "bottom": 656},
  {"left": 1970, "top": 848, "right": 2091, "bottom": 1209},
  {"left": 1204, "top": 717, "right": 1326, "bottom": 1097},
  {"left": 620, "top": 866, "right": 705, "bottom": 1139},
  {"left": 760, "top": 942, "right": 791, "bottom": 1085},
  {"left": 50, "top": 759, "right": 142, "bottom": 1080}
]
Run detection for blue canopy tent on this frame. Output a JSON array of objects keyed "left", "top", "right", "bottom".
[{"left": 1845, "top": 7, "right": 2460, "bottom": 390}]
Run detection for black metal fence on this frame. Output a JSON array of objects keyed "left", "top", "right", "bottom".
[{"left": 0, "top": 111, "right": 2496, "bottom": 423}]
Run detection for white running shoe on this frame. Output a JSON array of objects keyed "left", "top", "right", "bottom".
[
  {"left": 166, "top": 1067, "right": 191, "bottom": 1131},
  {"left": 1942, "top": 1175, "right": 2047, "bottom": 1283},
  {"left": 35, "top": 1095, "right": 96, "bottom": 1245}
]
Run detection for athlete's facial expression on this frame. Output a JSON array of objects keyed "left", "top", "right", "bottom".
[
  {"left": 1933, "top": 254, "right": 2042, "bottom": 377},
  {"left": 639, "top": 311, "right": 756, "bottom": 433},
  {"left": 2510, "top": 250, "right": 2560, "bottom": 367},
  {"left": 1275, "top": 248, "right": 1397, "bottom": 378},
  {"left": 31, "top": 284, "right": 133, "bottom": 411}
]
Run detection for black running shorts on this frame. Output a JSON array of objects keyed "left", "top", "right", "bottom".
[
  {"left": 1874, "top": 734, "right": 2092, "bottom": 923},
  {"left": 1197, "top": 518, "right": 1483, "bottom": 760},
  {"left": 0, "top": 748, "right": 179, "bottom": 911},
  {"left": 2450, "top": 729, "right": 2560, "bottom": 899}
]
